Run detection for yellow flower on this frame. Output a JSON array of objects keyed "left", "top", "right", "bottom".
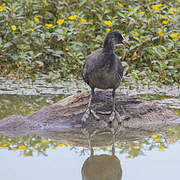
[
  {"left": 93, "top": 148, "right": 99, "bottom": 152},
  {"left": 43, "top": 140, "right": 49, "bottom": 143},
  {"left": 18, "top": 145, "right": 27, "bottom": 150},
  {"left": 117, "top": 2, "right": 124, "bottom": 7},
  {"left": 45, "top": 23, "right": 53, "bottom": 28},
  {"left": 159, "top": 15, "right": 167, "bottom": 19},
  {"left": 151, "top": 134, "right": 158, "bottom": 138},
  {"left": 162, "top": 20, "right": 168, "bottom": 24},
  {"left": 154, "top": 138, "right": 160, "bottom": 142},
  {"left": 167, "top": 18, "right": 172, "bottom": 22},
  {"left": 1, "top": 144, "right": 8, "bottom": 147},
  {"left": 80, "top": 18, "right": 86, "bottom": 23},
  {"left": 91, "top": 9, "right": 96, "bottom": 12},
  {"left": 140, "top": 11, "right": 145, "bottom": 15},
  {"left": 34, "top": 17, "right": 39, "bottom": 22},
  {"left": 132, "top": 32, "right": 139, "bottom": 37},
  {"left": 162, "top": 15, "right": 166, "bottom": 19},
  {"left": 57, "top": 19, "right": 64, "bottom": 25},
  {"left": 107, "top": 28, "right": 111, "bottom": 32},
  {"left": 168, "top": 8, "right": 175, "bottom": 14},
  {"left": 122, "top": 33, "right": 126, "bottom": 37},
  {"left": 169, "top": 139, "right": 175, "bottom": 144},
  {"left": 160, "top": 25, "right": 165, "bottom": 29},
  {"left": 58, "top": 143, "right": 64, "bottom": 147},
  {"left": 5, "top": 22, "right": 8, "bottom": 26},
  {"left": 30, "top": 28, "right": 34, "bottom": 32},
  {"left": 158, "top": 31, "right": 164, "bottom": 37},
  {"left": 170, "top": 33, "right": 179, "bottom": 40},
  {"left": 11, "top": 25, "right": 17, "bottom": 31},
  {"left": 105, "top": 20, "right": 112, "bottom": 26},
  {"left": 159, "top": 144, "right": 165, "bottom": 151},
  {"left": 152, "top": 4, "right": 162, "bottom": 10},
  {"left": 0, "top": 3, "right": 5, "bottom": 11},
  {"left": 68, "top": 15, "right": 77, "bottom": 20},
  {"left": 0, "top": 6, "right": 4, "bottom": 12},
  {"left": 44, "top": 0, "right": 48, "bottom": 6}
]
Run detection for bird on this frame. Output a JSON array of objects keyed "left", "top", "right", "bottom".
[{"left": 82, "top": 31, "right": 130, "bottom": 125}]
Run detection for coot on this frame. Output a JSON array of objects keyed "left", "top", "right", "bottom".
[{"left": 82, "top": 31, "right": 130, "bottom": 124}]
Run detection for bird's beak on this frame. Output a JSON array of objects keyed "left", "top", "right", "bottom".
[{"left": 122, "top": 39, "right": 130, "bottom": 48}]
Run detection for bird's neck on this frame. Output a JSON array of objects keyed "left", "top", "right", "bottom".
[{"left": 103, "top": 38, "right": 114, "bottom": 53}]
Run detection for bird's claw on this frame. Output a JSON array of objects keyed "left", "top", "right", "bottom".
[
  {"left": 109, "top": 111, "right": 116, "bottom": 123},
  {"left": 90, "top": 109, "right": 101, "bottom": 120},
  {"left": 81, "top": 109, "right": 90, "bottom": 126},
  {"left": 108, "top": 110, "right": 122, "bottom": 134},
  {"left": 109, "top": 110, "right": 122, "bottom": 124},
  {"left": 81, "top": 108, "right": 101, "bottom": 127}
]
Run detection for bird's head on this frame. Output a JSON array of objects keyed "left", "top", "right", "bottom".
[{"left": 104, "top": 31, "right": 130, "bottom": 50}]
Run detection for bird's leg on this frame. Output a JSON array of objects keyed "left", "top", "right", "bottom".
[
  {"left": 109, "top": 89, "right": 122, "bottom": 125},
  {"left": 81, "top": 88, "right": 100, "bottom": 126},
  {"left": 88, "top": 88, "right": 101, "bottom": 120}
]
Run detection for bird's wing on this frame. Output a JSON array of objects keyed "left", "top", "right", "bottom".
[
  {"left": 82, "top": 49, "right": 104, "bottom": 84},
  {"left": 115, "top": 55, "right": 123, "bottom": 80}
]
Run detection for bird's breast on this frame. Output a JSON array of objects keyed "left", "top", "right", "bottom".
[{"left": 89, "top": 65, "right": 121, "bottom": 89}]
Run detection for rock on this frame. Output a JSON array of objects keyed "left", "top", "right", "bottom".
[{"left": 0, "top": 90, "right": 179, "bottom": 145}]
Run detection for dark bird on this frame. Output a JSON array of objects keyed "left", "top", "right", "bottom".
[{"left": 82, "top": 31, "right": 130, "bottom": 124}]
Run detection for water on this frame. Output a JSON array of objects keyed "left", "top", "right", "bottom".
[
  {"left": 0, "top": 132, "right": 180, "bottom": 180},
  {"left": 0, "top": 143, "right": 179, "bottom": 180},
  {"left": 0, "top": 78, "right": 180, "bottom": 180}
]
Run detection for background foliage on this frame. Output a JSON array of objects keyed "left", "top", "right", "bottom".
[{"left": 0, "top": 0, "right": 179, "bottom": 84}]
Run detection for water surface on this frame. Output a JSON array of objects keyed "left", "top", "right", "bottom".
[{"left": 0, "top": 78, "right": 179, "bottom": 180}]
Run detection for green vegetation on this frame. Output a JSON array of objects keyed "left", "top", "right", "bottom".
[{"left": 0, "top": 0, "right": 179, "bottom": 84}]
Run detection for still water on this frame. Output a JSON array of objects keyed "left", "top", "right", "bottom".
[
  {"left": 0, "top": 141, "right": 179, "bottom": 180},
  {"left": 0, "top": 79, "right": 180, "bottom": 180}
]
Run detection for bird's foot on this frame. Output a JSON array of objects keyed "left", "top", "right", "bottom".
[
  {"left": 109, "top": 110, "right": 122, "bottom": 124},
  {"left": 81, "top": 108, "right": 101, "bottom": 127},
  {"left": 91, "top": 109, "right": 101, "bottom": 120},
  {"left": 96, "top": 110, "right": 112, "bottom": 115},
  {"left": 108, "top": 110, "right": 122, "bottom": 134}
]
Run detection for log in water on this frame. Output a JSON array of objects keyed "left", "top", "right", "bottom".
[{"left": 0, "top": 90, "right": 179, "bottom": 146}]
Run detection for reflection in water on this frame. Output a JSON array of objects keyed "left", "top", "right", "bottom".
[
  {"left": 82, "top": 132, "right": 122, "bottom": 180},
  {"left": 82, "top": 153, "right": 122, "bottom": 180},
  {"left": 0, "top": 125, "right": 180, "bottom": 157},
  {"left": 0, "top": 94, "right": 65, "bottom": 120},
  {"left": 0, "top": 134, "right": 69, "bottom": 156}
]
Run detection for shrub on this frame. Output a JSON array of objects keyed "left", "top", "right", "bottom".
[{"left": 0, "top": 0, "right": 179, "bottom": 84}]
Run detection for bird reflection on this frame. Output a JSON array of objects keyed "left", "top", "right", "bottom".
[{"left": 81, "top": 132, "right": 122, "bottom": 180}]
